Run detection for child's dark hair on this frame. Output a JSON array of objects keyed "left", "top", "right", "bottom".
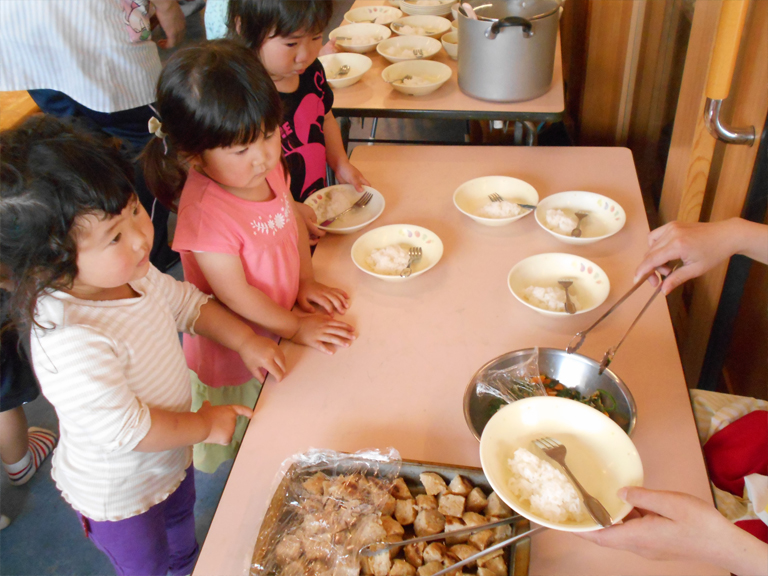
[
  {"left": 228, "top": 0, "right": 334, "bottom": 50},
  {"left": 0, "top": 116, "right": 135, "bottom": 328},
  {"left": 141, "top": 40, "right": 283, "bottom": 210}
]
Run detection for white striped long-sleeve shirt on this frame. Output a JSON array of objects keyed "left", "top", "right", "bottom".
[
  {"left": 0, "top": 0, "right": 161, "bottom": 113},
  {"left": 31, "top": 266, "right": 210, "bottom": 521}
]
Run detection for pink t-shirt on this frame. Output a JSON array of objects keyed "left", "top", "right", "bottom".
[{"left": 173, "top": 163, "right": 300, "bottom": 387}]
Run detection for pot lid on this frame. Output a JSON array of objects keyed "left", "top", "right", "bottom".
[{"left": 470, "top": 0, "right": 561, "bottom": 21}]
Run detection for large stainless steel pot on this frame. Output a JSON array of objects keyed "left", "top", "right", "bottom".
[{"left": 457, "top": 0, "right": 561, "bottom": 102}]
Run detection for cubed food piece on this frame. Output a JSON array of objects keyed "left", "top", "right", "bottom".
[
  {"left": 442, "top": 552, "right": 459, "bottom": 575},
  {"left": 444, "top": 516, "right": 468, "bottom": 545},
  {"left": 484, "top": 492, "right": 513, "bottom": 518},
  {"left": 417, "top": 561, "right": 444, "bottom": 576},
  {"left": 404, "top": 541, "right": 426, "bottom": 568},
  {"left": 448, "top": 544, "right": 481, "bottom": 569},
  {"left": 475, "top": 548, "right": 503, "bottom": 567},
  {"left": 390, "top": 559, "right": 417, "bottom": 576},
  {"left": 422, "top": 542, "right": 447, "bottom": 564},
  {"left": 302, "top": 535, "right": 334, "bottom": 561},
  {"left": 420, "top": 473, "right": 448, "bottom": 496},
  {"left": 361, "top": 556, "right": 374, "bottom": 575},
  {"left": 381, "top": 515, "right": 405, "bottom": 536},
  {"left": 282, "top": 561, "right": 307, "bottom": 576},
  {"left": 355, "top": 516, "right": 387, "bottom": 546},
  {"left": 275, "top": 534, "right": 302, "bottom": 565},
  {"left": 391, "top": 478, "right": 413, "bottom": 500},
  {"left": 370, "top": 552, "right": 392, "bottom": 576},
  {"left": 332, "top": 560, "right": 361, "bottom": 576},
  {"left": 395, "top": 499, "right": 417, "bottom": 525},
  {"left": 413, "top": 510, "right": 446, "bottom": 537},
  {"left": 468, "top": 529, "right": 494, "bottom": 550},
  {"left": 465, "top": 487, "right": 488, "bottom": 513},
  {"left": 477, "top": 568, "right": 497, "bottom": 576},
  {"left": 309, "top": 561, "right": 333, "bottom": 576},
  {"left": 303, "top": 472, "right": 328, "bottom": 496},
  {"left": 438, "top": 493, "right": 466, "bottom": 518},
  {"left": 385, "top": 534, "right": 404, "bottom": 559},
  {"left": 415, "top": 494, "right": 438, "bottom": 511},
  {"left": 380, "top": 494, "right": 397, "bottom": 517},
  {"left": 448, "top": 475, "right": 474, "bottom": 497},
  {"left": 487, "top": 517, "right": 512, "bottom": 543},
  {"left": 461, "top": 512, "right": 486, "bottom": 527},
  {"left": 481, "top": 555, "right": 507, "bottom": 576}
]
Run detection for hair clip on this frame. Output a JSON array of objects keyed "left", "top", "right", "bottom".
[{"left": 147, "top": 117, "right": 168, "bottom": 154}]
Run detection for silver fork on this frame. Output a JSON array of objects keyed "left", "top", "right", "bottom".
[
  {"left": 333, "top": 64, "right": 351, "bottom": 79},
  {"left": 533, "top": 437, "right": 613, "bottom": 527},
  {"left": 488, "top": 193, "right": 536, "bottom": 210},
  {"left": 399, "top": 246, "right": 422, "bottom": 277},
  {"left": 386, "top": 75, "right": 413, "bottom": 84},
  {"left": 558, "top": 279, "right": 576, "bottom": 314},
  {"left": 320, "top": 191, "right": 373, "bottom": 227},
  {"left": 571, "top": 211, "right": 589, "bottom": 237},
  {"left": 413, "top": 48, "right": 424, "bottom": 58}
]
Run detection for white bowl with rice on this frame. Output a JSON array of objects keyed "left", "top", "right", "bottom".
[
  {"left": 381, "top": 60, "right": 452, "bottom": 96},
  {"left": 391, "top": 15, "right": 452, "bottom": 37},
  {"left": 329, "top": 23, "right": 391, "bottom": 54},
  {"left": 351, "top": 224, "right": 443, "bottom": 282},
  {"left": 344, "top": 5, "right": 403, "bottom": 25},
  {"left": 535, "top": 191, "right": 626, "bottom": 245},
  {"left": 304, "top": 184, "right": 385, "bottom": 234},
  {"left": 480, "top": 396, "right": 644, "bottom": 531},
  {"left": 453, "top": 176, "right": 539, "bottom": 226},
  {"left": 508, "top": 253, "right": 610, "bottom": 316},
  {"left": 376, "top": 35, "right": 442, "bottom": 63},
  {"left": 318, "top": 53, "right": 372, "bottom": 89}
]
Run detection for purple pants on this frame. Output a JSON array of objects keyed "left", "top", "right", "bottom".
[{"left": 76, "top": 466, "right": 199, "bottom": 576}]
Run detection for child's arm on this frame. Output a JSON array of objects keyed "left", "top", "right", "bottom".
[
  {"left": 194, "top": 251, "right": 356, "bottom": 355},
  {"left": 324, "top": 111, "right": 370, "bottom": 192}
]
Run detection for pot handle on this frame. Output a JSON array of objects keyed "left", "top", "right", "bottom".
[{"left": 485, "top": 16, "right": 533, "bottom": 40}]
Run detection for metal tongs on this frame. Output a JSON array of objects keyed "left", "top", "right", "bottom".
[
  {"left": 359, "top": 516, "right": 545, "bottom": 576},
  {"left": 567, "top": 261, "right": 681, "bottom": 374}
]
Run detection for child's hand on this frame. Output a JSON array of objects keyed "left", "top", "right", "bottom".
[
  {"left": 197, "top": 401, "right": 253, "bottom": 445},
  {"left": 298, "top": 279, "right": 350, "bottom": 315},
  {"left": 295, "top": 201, "right": 326, "bottom": 246},
  {"left": 334, "top": 161, "right": 371, "bottom": 193},
  {"left": 291, "top": 312, "right": 356, "bottom": 355},
  {"left": 319, "top": 39, "right": 340, "bottom": 56},
  {"left": 237, "top": 333, "right": 287, "bottom": 382}
]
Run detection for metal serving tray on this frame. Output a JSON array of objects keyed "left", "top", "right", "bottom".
[{"left": 251, "top": 457, "right": 531, "bottom": 576}]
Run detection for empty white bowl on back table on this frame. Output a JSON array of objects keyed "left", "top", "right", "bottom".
[
  {"left": 391, "top": 15, "right": 452, "bottom": 37},
  {"left": 304, "top": 185, "right": 385, "bottom": 235},
  {"left": 382, "top": 60, "right": 452, "bottom": 96},
  {"left": 318, "top": 53, "right": 372, "bottom": 89},
  {"left": 508, "top": 253, "right": 610, "bottom": 316},
  {"left": 399, "top": 0, "right": 454, "bottom": 16},
  {"left": 453, "top": 176, "right": 539, "bottom": 226},
  {"left": 441, "top": 30, "right": 458, "bottom": 60},
  {"left": 376, "top": 35, "right": 442, "bottom": 63},
  {"left": 351, "top": 224, "right": 443, "bottom": 282},
  {"left": 480, "top": 396, "right": 643, "bottom": 531},
  {"left": 344, "top": 5, "right": 403, "bottom": 25},
  {"left": 535, "top": 191, "right": 626, "bottom": 245},
  {"left": 329, "top": 23, "right": 391, "bottom": 54}
]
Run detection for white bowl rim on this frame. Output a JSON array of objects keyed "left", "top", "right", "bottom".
[
  {"left": 452, "top": 175, "right": 539, "bottom": 224},
  {"left": 376, "top": 35, "right": 442, "bottom": 59},
  {"left": 329, "top": 23, "right": 392, "bottom": 46},
  {"left": 507, "top": 252, "right": 610, "bottom": 316},
  {"left": 350, "top": 223, "right": 444, "bottom": 280},
  {"left": 304, "top": 184, "right": 384, "bottom": 233},
  {"left": 535, "top": 191, "right": 627, "bottom": 242},
  {"left": 381, "top": 60, "right": 452, "bottom": 86},
  {"left": 391, "top": 15, "right": 453, "bottom": 34}
]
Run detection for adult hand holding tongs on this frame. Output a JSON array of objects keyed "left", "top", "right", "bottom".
[{"left": 567, "top": 260, "right": 682, "bottom": 374}]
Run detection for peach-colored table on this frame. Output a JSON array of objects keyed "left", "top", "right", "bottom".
[
  {"left": 194, "top": 146, "right": 725, "bottom": 576},
  {"left": 332, "top": 1, "right": 565, "bottom": 145}
]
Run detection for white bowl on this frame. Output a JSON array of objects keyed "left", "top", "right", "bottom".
[
  {"left": 507, "top": 253, "right": 610, "bottom": 317},
  {"left": 451, "top": 2, "right": 460, "bottom": 20},
  {"left": 451, "top": 18, "right": 459, "bottom": 29},
  {"left": 381, "top": 60, "right": 452, "bottom": 96},
  {"left": 480, "top": 397, "right": 643, "bottom": 531},
  {"left": 453, "top": 176, "right": 538, "bottom": 226},
  {"left": 391, "top": 15, "right": 452, "bottom": 37},
  {"left": 535, "top": 191, "right": 627, "bottom": 245},
  {"left": 441, "top": 30, "right": 458, "bottom": 60},
  {"left": 344, "top": 5, "right": 403, "bottom": 25},
  {"left": 304, "top": 185, "right": 385, "bottom": 234},
  {"left": 400, "top": 0, "right": 453, "bottom": 16},
  {"left": 318, "top": 53, "right": 372, "bottom": 88},
  {"left": 351, "top": 224, "right": 444, "bottom": 282},
  {"left": 376, "top": 35, "right": 442, "bottom": 63},
  {"left": 329, "top": 23, "right": 391, "bottom": 53}
]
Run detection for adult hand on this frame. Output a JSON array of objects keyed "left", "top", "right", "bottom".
[
  {"left": 334, "top": 161, "right": 371, "bottom": 193},
  {"left": 153, "top": 0, "right": 186, "bottom": 49},
  {"left": 633, "top": 220, "right": 740, "bottom": 294},
  {"left": 197, "top": 401, "right": 253, "bottom": 445},
  {"left": 577, "top": 487, "right": 768, "bottom": 576}
]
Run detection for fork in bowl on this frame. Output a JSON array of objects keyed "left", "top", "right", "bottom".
[
  {"left": 488, "top": 192, "right": 536, "bottom": 210},
  {"left": 400, "top": 246, "right": 422, "bottom": 277},
  {"left": 320, "top": 191, "right": 373, "bottom": 227},
  {"left": 558, "top": 279, "right": 577, "bottom": 314},
  {"left": 334, "top": 64, "right": 351, "bottom": 78},
  {"left": 571, "top": 211, "right": 589, "bottom": 237},
  {"left": 533, "top": 437, "right": 613, "bottom": 527},
  {"left": 413, "top": 48, "right": 424, "bottom": 58}
]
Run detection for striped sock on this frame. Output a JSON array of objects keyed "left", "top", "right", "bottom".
[{"left": 5, "top": 427, "right": 57, "bottom": 486}]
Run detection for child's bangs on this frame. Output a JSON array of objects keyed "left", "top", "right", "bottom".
[{"left": 272, "top": 2, "right": 333, "bottom": 39}]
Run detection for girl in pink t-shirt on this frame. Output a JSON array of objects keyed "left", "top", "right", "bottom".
[{"left": 142, "top": 41, "right": 355, "bottom": 472}]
